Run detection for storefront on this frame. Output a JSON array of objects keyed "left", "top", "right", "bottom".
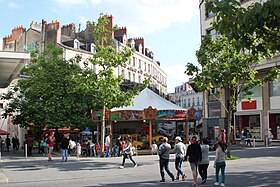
[
  {"left": 234, "top": 111, "right": 262, "bottom": 140},
  {"left": 268, "top": 111, "right": 280, "bottom": 140}
]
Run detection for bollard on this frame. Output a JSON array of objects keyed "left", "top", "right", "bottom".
[
  {"left": 253, "top": 138, "right": 255, "bottom": 149},
  {"left": 25, "top": 144, "right": 28, "bottom": 161}
]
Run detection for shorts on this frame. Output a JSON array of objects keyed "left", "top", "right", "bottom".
[
  {"left": 190, "top": 162, "right": 198, "bottom": 171},
  {"left": 48, "top": 147, "right": 53, "bottom": 153}
]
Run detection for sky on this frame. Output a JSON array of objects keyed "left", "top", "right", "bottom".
[{"left": 0, "top": 0, "right": 201, "bottom": 93}]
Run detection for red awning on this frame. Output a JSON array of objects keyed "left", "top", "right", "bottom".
[{"left": 0, "top": 129, "right": 10, "bottom": 135}]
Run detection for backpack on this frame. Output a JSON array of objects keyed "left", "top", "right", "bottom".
[{"left": 45, "top": 137, "right": 50, "bottom": 144}]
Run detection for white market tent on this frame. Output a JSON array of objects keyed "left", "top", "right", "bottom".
[{"left": 111, "top": 88, "right": 187, "bottom": 111}]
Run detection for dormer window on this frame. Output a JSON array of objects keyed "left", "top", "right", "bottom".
[
  {"left": 122, "top": 34, "right": 127, "bottom": 45},
  {"left": 131, "top": 40, "right": 135, "bottom": 48},
  {"left": 138, "top": 43, "right": 142, "bottom": 53},
  {"left": 90, "top": 43, "right": 96, "bottom": 53},
  {"left": 74, "top": 39, "right": 80, "bottom": 49}
]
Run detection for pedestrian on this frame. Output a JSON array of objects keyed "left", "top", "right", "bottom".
[
  {"left": 15, "top": 136, "right": 20, "bottom": 150},
  {"left": 151, "top": 140, "right": 158, "bottom": 155},
  {"left": 12, "top": 136, "right": 17, "bottom": 153},
  {"left": 174, "top": 136, "right": 186, "bottom": 181},
  {"left": 95, "top": 142, "right": 100, "bottom": 157},
  {"left": 48, "top": 132, "right": 55, "bottom": 161},
  {"left": 105, "top": 133, "right": 111, "bottom": 157},
  {"left": 214, "top": 142, "right": 226, "bottom": 187},
  {"left": 246, "top": 130, "right": 252, "bottom": 146},
  {"left": 5, "top": 135, "right": 11, "bottom": 152},
  {"left": 268, "top": 128, "right": 274, "bottom": 146},
  {"left": 25, "top": 135, "right": 34, "bottom": 156},
  {"left": 119, "top": 137, "right": 137, "bottom": 169},
  {"left": 42, "top": 133, "right": 49, "bottom": 156},
  {"left": 116, "top": 135, "right": 122, "bottom": 157},
  {"left": 61, "top": 133, "right": 70, "bottom": 162},
  {"left": 69, "top": 139, "right": 76, "bottom": 156},
  {"left": 186, "top": 136, "right": 202, "bottom": 187},
  {"left": 158, "top": 137, "right": 175, "bottom": 182},
  {"left": 198, "top": 138, "right": 210, "bottom": 184}
]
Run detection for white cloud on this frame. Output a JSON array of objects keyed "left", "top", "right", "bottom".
[
  {"left": 8, "top": 2, "right": 23, "bottom": 9},
  {"left": 53, "top": 0, "right": 199, "bottom": 35},
  {"left": 162, "top": 64, "right": 191, "bottom": 93}
]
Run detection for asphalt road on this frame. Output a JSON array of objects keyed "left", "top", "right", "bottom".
[{"left": 0, "top": 146, "right": 279, "bottom": 187}]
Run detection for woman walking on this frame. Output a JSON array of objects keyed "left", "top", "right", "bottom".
[
  {"left": 214, "top": 142, "right": 226, "bottom": 187},
  {"left": 119, "top": 137, "right": 137, "bottom": 169},
  {"left": 198, "top": 138, "right": 209, "bottom": 184}
]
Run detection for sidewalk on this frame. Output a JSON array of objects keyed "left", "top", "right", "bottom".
[{"left": 0, "top": 145, "right": 279, "bottom": 186}]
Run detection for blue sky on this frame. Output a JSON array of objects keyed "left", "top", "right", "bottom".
[{"left": 0, "top": 0, "right": 200, "bottom": 93}]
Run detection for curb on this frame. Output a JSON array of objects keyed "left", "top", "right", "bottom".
[{"left": 0, "top": 168, "right": 8, "bottom": 184}]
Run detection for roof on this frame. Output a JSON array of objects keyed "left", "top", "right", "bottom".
[
  {"left": 0, "top": 51, "right": 30, "bottom": 88},
  {"left": 111, "top": 88, "right": 187, "bottom": 111}
]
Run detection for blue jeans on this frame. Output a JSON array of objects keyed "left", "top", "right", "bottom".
[
  {"left": 159, "top": 158, "right": 174, "bottom": 180},
  {"left": 61, "top": 149, "right": 68, "bottom": 161},
  {"left": 105, "top": 146, "right": 110, "bottom": 157},
  {"left": 175, "top": 157, "right": 184, "bottom": 177}
]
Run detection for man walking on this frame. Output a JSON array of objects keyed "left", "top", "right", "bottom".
[
  {"left": 105, "top": 133, "right": 111, "bottom": 157},
  {"left": 61, "top": 133, "right": 70, "bottom": 162},
  {"left": 174, "top": 136, "right": 186, "bottom": 181},
  {"left": 158, "top": 137, "right": 175, "bottom": 182}
]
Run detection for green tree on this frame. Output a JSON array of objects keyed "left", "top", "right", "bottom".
[
  {"left": 186, "top": 0, "right": 280, "bottom": 157},
  {"left": 76, "top": 14, "right": 150, "bottom": 154},
  {"left": 1, "top": 45, "right": 94, "bottom": 131}
]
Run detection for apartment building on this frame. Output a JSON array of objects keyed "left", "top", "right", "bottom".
[
  {"left": 2, "top": 16, "right": 167, "bottom": 97},
  {"left": 199, "top": 0, "right": 280, "bottom": 141}
]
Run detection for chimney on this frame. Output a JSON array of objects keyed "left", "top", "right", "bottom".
[
  {"left": 45, "top": 20, "right": 62, "bottom": 45},
  {"left": 115, "top": 27, "right": 128, "bottom": 44},
  {"left": 134, "top": 37, "right": 144, "bottom": 54},
  {"left": 30, "top": 21, "right": 41, "bottom": 32},
  {"left": 2, "top": 25, "right": 26, "bottom": 50}
]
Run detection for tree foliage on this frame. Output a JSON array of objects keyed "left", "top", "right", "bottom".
[
  {"left": 1, "top": 46, "right": 94, "bottom": 129},
  {"left": 186, "top": 0, "right": 280, "bottom": 156}
]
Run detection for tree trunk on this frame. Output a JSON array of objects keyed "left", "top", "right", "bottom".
[
  {"left": 100, "top": 105, "right": 106, "bottom": 155},
  {"left": 227, "top": 109, "right": 232, "bottom": 158}
]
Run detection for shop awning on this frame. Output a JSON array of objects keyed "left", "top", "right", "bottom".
[{"left": 0, "top": 129, "right": 10, "bottom": 135}]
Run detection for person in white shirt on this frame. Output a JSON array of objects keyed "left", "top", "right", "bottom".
[
  {"left": 105, "top": 134, "right": 111, "bottom": 157},
  {"left": 174, "top": 136, "right": 186, "bottom": 181}
]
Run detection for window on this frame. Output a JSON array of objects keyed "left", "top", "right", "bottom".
[
  {"left": 208, "top": 102, "right": 221, "bottom": 118},
  {"left": 144, "top": 62, "right": 146, "bottom": 71},
  {"left": 197, "top": 97, "right": 200, "bottom": 106},
  {"left": 270, "top": 79, "right": 280, "bottom": 96},
  {"left": 133, "top": 73, "right": 135, "bottom": 82},
  {"left": 139, "top": 60, "right": 141, "bottom": 69},
  {"left": 121, "top": 69, "right": 125, "bottom": 76},
  {"left": 188, "top": 99, "right": 191, "bottom": 107},
  {"left": 138, "top": 75, "right": 141, "bottom": 83},
  {"left": 128, "top": 72, "right": 131, "bottom": 81},
  {"left": 133, "top": 57, "right": 136, "bottom": 66},
  {"left": 205, "top": 7, "right": 215, "bottom": 18},
  {"left": 192, "top": 98, "right": 195, "bottom": 106},
  {"left": 148, "top": 64, "right": 150, "bottom": 72},
  {"left": 207, "top": 28, "right": 218, "bottom": 39}
]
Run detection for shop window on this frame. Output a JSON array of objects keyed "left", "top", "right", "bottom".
[
  {"left": 270, "top": 79, "right": 280, "bottom": 96},
  {"left": 235, "top": 115, "right": 261, "bottom": 139},
  {"left": 240, "top": 85, "right": 262, "bottom": 98}
]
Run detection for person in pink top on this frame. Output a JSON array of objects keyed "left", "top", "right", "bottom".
[{"left": 48, "top": 132, "right": 55, "bottom": 161}]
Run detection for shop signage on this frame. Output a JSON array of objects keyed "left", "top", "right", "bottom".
[{"left": 241, "top": 100, "right": 257, "bottom": 110}]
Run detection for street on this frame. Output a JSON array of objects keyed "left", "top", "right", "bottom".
[{"left": 0, "top": 146, "right": 280, "bottom": 187}]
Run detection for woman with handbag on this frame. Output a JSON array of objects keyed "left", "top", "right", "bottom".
[{"left": 119, "top": 137, "right": 137, "bottom": 169}]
